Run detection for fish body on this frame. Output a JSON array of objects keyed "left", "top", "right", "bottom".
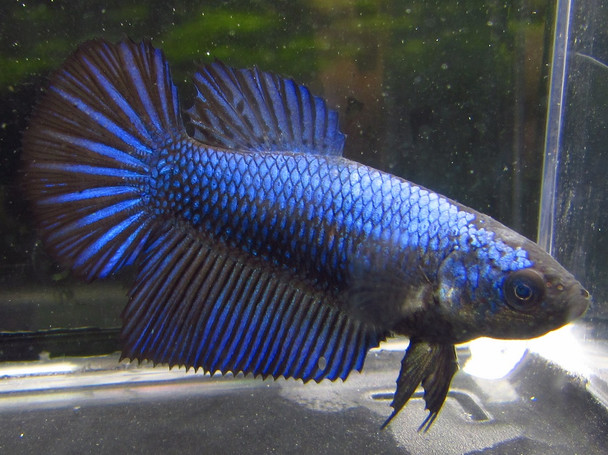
[
  {"left": 153, "top": 142, "right": 563, "bottom": 342},
  {"left": 22, "top": 39, "right": 590, "bottom": 429}
]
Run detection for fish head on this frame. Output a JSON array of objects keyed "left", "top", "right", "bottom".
[
  {"left": 430, "top": 222, "right": 590, "bottom": 343},
  {"left": 485, "top": 239, "right": 589, "bottom": 339}
]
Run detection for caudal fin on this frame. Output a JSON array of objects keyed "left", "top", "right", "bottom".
[{"left": 22, "top": 39, "right": 184, "bottom": 280}]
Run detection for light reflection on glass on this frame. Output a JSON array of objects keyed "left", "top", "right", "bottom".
[{"left": 463, "top": 324, "right": 590, "bottom": 380}]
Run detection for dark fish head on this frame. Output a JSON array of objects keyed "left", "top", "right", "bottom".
[
  {"left": 428, "top": 221, "right": 590, "bottom": 343},
  {"left": 484, "top": 239, "right": 590, "bottom": 339}
]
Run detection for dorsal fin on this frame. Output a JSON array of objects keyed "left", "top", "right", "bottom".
[
  {"left": 186, "top": 62, "right": 345, "bottom": 156},
  {"left": 121, "top": 224, "right": 385, "bottom": 382}
]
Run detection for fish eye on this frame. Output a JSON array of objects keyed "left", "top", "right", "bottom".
[{"left": 504, "top": 269, "right": 545, "bottom": 311}]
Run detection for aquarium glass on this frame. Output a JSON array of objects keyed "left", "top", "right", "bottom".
[{"left": 0, "top": 1, "right": 606, "bottom": 453}]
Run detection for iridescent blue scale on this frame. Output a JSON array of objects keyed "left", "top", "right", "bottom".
[{"left": 150, "top": 139, "right": 534, "bottom": 305}]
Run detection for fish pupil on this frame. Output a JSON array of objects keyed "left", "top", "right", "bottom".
[{"left": 514, "top": 281, "right": 533, "bottom": 300}]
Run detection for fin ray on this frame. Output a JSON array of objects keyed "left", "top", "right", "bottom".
[
  {"left": 23, "top": 39, "right": 185, "bottom": 279},
  {"left": 188, "top": 62, "right": 345, "bottom": 156},
  {"left": 381, "top": 341, "right": 458, "bottom": 431},
  {"left": 121, "top": 225, "right": 385, "bottom": 382}
]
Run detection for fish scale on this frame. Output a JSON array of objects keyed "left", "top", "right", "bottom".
[
  {"left": 22, "top": 39, "right": 589, "bottom": 430},
  {"left": 154, "top": 142, "right": 480, "bottom": 298}
]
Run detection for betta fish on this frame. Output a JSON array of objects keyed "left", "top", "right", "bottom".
[{"left": 22, "top": 39, "right": 590, "bottom": 430}]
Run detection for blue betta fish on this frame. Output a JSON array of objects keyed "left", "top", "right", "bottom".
[{"left": 22, "top": 39, "right": 589, "bottom": 430}]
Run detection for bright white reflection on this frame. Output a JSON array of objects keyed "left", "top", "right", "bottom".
[
  {"left": 463, "top": 324, "right": 590, "bottom": 380},
  {"left": 527, "top": 324, "right": 591, "bottom": 377},
  {"left": 0, "top": 361, "right": 78, "bottom": 377},
  {"left": 463, "top": 338, "right": 528, "bottom": 379}
]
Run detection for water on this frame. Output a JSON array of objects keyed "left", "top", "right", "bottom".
[{"left": 0, "top": 1, "right": 606, "bottom": 453}]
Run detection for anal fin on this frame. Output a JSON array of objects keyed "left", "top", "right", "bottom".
[{"left": 121, "top": 224, "right": 385, "bottom": 383}]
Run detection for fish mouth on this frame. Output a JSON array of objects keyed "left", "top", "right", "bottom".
[{"left": 566, "top": 286, "right": 591, "bottom": 321}]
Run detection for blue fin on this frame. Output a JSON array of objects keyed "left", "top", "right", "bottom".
[
  {"left": 187, "top": 62, "right": 345, "bottom": 156},
  {"left": 22, "top": 39, "right": 184, "bottom": 280},
  {"left": 121, "top": 224, "right": 385, "bottom": 382}
]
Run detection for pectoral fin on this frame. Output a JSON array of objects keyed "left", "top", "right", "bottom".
[{"left": 381, "top": 340, "right": 457, "bottom": 431}]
